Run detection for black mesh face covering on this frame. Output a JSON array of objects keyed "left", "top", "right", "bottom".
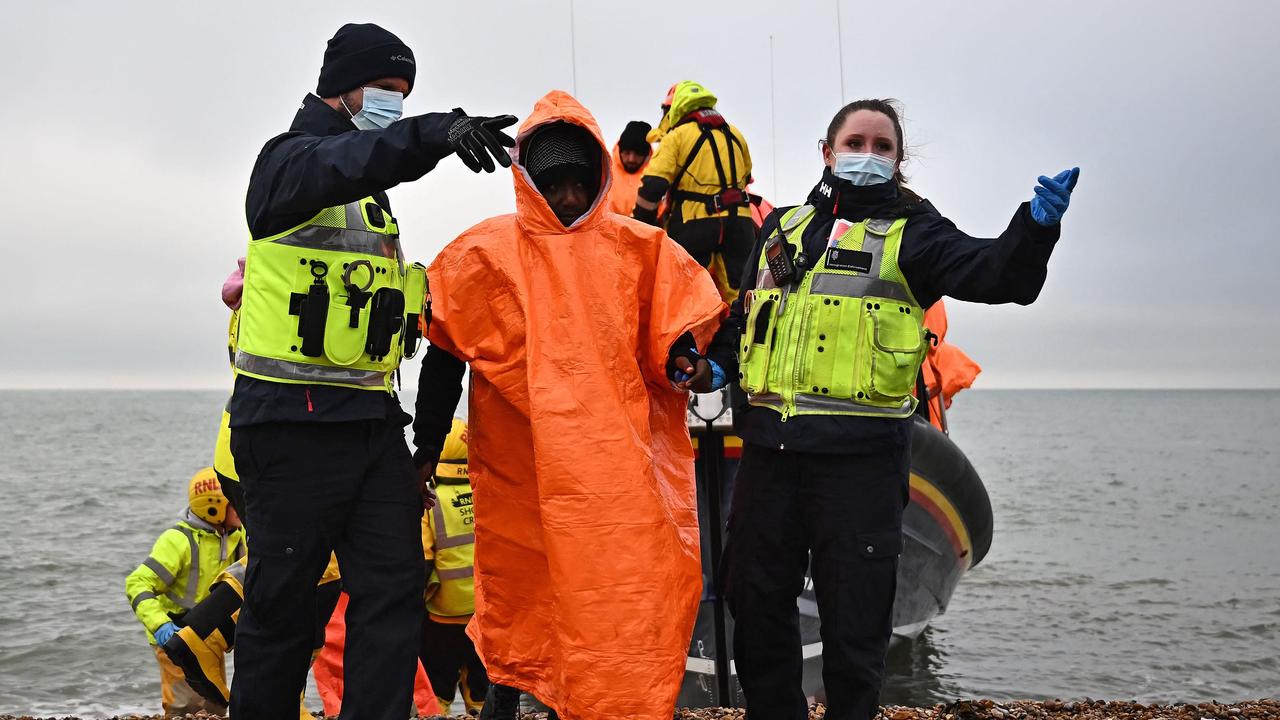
[{"left": 523, "top": 122, "right": 602, "bottom": 197}]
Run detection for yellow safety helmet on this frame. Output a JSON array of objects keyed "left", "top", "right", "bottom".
[
  {"left": 435, "top": 417, "right": 469, "bottom": 481},
  {"left": 188, "top": 467, "right": 228, "bottom": 524}
]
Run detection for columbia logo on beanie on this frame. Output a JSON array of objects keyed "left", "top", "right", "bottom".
[{"left": 317, "top": 23, "right": 417, "bottom": 97}]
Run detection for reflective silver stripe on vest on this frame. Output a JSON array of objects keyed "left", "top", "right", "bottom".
[
  {"left": 864, "top": 218, "right": 895, "bottom": 235},
  {"left": 432, "top": 502, "right": 476, "bottom": 550},
  {"left": 748, "top": 391, "right": 914, "bottom": 418},
  {"left": 436, "top": 566, "right": 474, "bottom": 581},
  {"left": 165, "top": 525, "right": 201, "bottom": 610},
  {"left": 235, "top": 349, "right": 389, "bottom": 387},
  {"left": 223, "top": 560, "right": 247, "bottom": 584},
  {"left": 142, "top": 557, "right": 176, "bottom": 585},
  {"left": 808, "top": 273, "right": 911, "bottom": 302},
  {"left": 755, "top": 205, "right": 816, "bottom": 290},
  {"left": 270, "top": 202, "right": 396, "bottom": 258},
  {"left": 859, "top": 225, "right": 888, "bottom": 277},
  {"left": 783, "top": 205, "right": 816, "bottom": 233},
  {"left": 130, "top": 591, "right": 158, "bottom": 611}
]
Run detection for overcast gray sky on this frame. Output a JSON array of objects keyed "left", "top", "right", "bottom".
[{"left": 2, "top": 0, "right": 1277, "bottom": 389}]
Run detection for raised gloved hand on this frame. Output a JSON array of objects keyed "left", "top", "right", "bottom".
[
  {"left": 1030, "top": 167, "right": 1080, "bottom": 226},
  {"left": 153, "top": 621, "right": 178, "bottom": 646},
  {"left": 447, "top": 110, "right": 518, "bottom": 173}
]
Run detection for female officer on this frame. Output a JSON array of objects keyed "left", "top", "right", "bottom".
[{"left": 700, "top": 99, "right": 1078, "bottom": 720}]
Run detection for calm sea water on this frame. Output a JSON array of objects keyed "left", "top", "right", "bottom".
[{"left": 0, "top": 390, "right": 1276, "bottom": 716}]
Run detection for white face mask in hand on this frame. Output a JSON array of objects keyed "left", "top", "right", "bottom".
[
  {"left": 343, "top": 87, "right": 404, "bottom": 130},
  {"left": 832, "top": 152, "right": 896, "bottom": 186}
]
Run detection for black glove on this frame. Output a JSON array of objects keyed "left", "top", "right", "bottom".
[
  {"left": 633, "top": 204, "right": 660, "bottom": 226},
  {"left": 447, "top": 109, "right": 518, "bottom": 173}
]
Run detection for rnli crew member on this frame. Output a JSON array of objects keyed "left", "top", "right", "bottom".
[
  {"left": 634, "top": 81, "right": 755, "bottom": 296},
  {"left": 125, "top": 468, "right": 246, "bottom": 718},
  {"left": 420, "top": 418, "right": 488, "bottom": 715},
  {"left": 227, "top": 23, "right": 516, "bottom": 720},
  {"left": 606, "top": 120, "right": 652, "bottom": 216},
  {"left": 701, "top": 99, "right": 1079, "bottom": 720}
]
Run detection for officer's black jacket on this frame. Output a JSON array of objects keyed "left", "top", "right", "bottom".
[
  {"left": 705, "top": 168, "right": 1061, "bottom": 453},
  {"left": 229, "top": 94, "right": 461, "bottom": 427}
]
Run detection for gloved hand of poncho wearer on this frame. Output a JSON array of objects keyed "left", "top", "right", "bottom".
[
  {"left": 1030, "top": 167, "right": 1080, "bottom": 225},
  {"left": 666, "top": 332, "right": 723, "bottom": 393},
  {"left": 448, "top": 109, "right": 518, "bottom": 173}
]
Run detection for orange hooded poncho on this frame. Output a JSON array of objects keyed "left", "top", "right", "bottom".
[
  {"left": 424, "top": 91, "right": 726, "bottom": 720},
  {"left": 607, "top": 143, "right": 649, "bottom": 217}
]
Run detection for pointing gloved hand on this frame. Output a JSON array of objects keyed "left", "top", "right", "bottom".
[
  {"left": 447, "top": 110, "right": 518, "bottom": 173},
  {"left": 154, "top": 621, "right": 178, "bottom": 646},
  {"left": 1029, "top": 167, "right": 1080, "bottom": 226}
]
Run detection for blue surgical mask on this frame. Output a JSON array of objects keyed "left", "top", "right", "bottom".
[
  {"left": 832, "top": 152, "right": 896, "bottom": 186},
  {"left": 344, "top": 87, "right": 403, "bottom": 130}
]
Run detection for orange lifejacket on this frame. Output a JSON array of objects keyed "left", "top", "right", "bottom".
[{"left": 919, "top": 300, "right": 981, "bottom": 431}]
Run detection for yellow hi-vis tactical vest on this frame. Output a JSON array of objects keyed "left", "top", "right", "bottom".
[
  {"left": 235, "top": 198, "right": 429, "bottom": 392},
  {"left": 425, "top": 465, "right": 476, "bottom": 618},
  {"left": 739, "top": 205, "right": 928, "bottom": 421}
]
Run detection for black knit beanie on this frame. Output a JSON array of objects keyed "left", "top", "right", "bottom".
[
  {"left": 524, "top": 122, "right": 601, "bottom": 196},
  {"left": 316, "top": 23, "right": 416, "bottom": 97},
  {"left": 618, "top": 121, "right": 652, "bottom": 154}
]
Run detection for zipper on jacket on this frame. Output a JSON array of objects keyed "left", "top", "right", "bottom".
[{"left": 306, "top": 388, "right": 314, "bottom": 413}]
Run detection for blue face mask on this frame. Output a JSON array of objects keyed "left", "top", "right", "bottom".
[
  {"left": 344, "top": 87, "right": 403, "bottom": 130},
  {"left": 832, "top": 152, "right": 896, "bottom": 186}
]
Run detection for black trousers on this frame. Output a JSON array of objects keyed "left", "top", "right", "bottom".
[
  {"left": 669, "top": 215, "right": 757, "bottom": 288},
  {"left": 229, "top": 419, "right": 424, "bottom": 720},
  {"left": 420, "top": 617, "right": 489, "bottom": 705},
  {"left": 724, "top": 441, "right": 910, "bottom": 720}
]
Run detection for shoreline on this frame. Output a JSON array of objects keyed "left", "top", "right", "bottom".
[{"left": 4, "top": 700, "right": 1279, "bottom": 720}]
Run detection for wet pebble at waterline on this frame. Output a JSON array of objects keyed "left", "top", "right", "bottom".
[{"left": 4, "top": 701, "right": 1280, "bottom": 720}]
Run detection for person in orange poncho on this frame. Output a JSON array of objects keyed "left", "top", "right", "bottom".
[
  {"left": 411, "top": 90, "right": 727, "bottom": 720},
  {"left": 606, "top": 120, "right": 652, "bottom": 216}
]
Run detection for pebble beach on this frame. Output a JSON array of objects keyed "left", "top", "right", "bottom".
[{"left": 4, "top": 700, "right": 1280, "bottom": 720}]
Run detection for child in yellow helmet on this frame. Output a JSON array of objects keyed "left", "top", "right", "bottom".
[
  {"left": 124, "top": 467, "right": 246, "bottom": 718},
  {"left": 420, "top": 417, "right": 489, "bottom": 715}
]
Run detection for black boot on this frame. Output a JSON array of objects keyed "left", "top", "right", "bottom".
[{"left": 479, "top": 684, "right": 521, "bottom": 720}]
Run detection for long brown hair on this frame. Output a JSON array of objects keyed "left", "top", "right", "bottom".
[{"left": 826, "top": 98, "right": 920, "bottom": 202}]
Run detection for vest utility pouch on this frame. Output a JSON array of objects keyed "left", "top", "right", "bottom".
[
  {"left": 740, "top": 291, "right": 779, "bottom": 393},
  {"left": 325, "top": 292, "right": 368, "bottom": 366},
  {"left": 297, "top": 263, "right": 330, "bottom": 358},
  {"left": 402, "top": 262, "right": 428, "bottom": 358},
  {"left": 365, "top": 288, "right": 405, "bottom": 358},
  {"left": 858, "top": 299, "right": 925, "bottom": 404}
]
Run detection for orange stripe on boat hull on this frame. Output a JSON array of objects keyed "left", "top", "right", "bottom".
[{"left": 909, "top": 472, "right": 972, "bottom": 568}]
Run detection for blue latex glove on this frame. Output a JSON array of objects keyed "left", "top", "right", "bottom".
[
  {"left": 675, "top": 359, "right": 726, "bottom": 392},
  {"left": 709, "top": 359, "right": 726, "bottom": 391},
  {"left": 1029, "top": 167, "right": 1080, "bottom": 226},
  {"left": 153, "top": 621, "right": 178, "bottom": 646}
]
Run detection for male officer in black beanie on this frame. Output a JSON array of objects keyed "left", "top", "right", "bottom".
[{"left": 227, "top": 23, "right": 517, "bottom": 720}]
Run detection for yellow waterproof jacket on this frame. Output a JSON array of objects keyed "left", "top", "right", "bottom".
[
  {"left": 125, "top": 513, "right": 246, "bottom": 643},
  {"left": 645, "top": 118, "right": 752, "bottom": 224}
]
